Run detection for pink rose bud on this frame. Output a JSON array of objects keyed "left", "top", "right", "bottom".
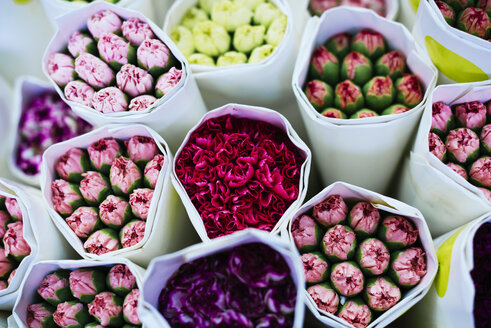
[
  {"left": 337, "top": 298, "right": 372, "bottom": 328},
  {"left": 395, "top": 74, "right": 424, "bottom": 108},
  {"left": 375, "top": 50, "right": 406, "bottom": 80},
  {"left": 75, "top": 53, "right": 114, "bottom": 88},
  {"left": 116, "top": 64, "right": 154, "bottom": 97},
  {"left": 66, "top": 207, "right": 101, "bottom": 238},
  {"left": 137, "top": 39, "right": 173, "bottom": 76},
  {"left": 129, "top": 94, "right": 157, "bottom": 112},
  {"left": 431, "top": 101, "right": 454, "bottom": 135},
  {"left": 454, "top": 101, "right": 487, "bottom": 131},
  {"left": 55, "top": 148, "right": 89, "bottom": 183},
  {"left": 121, "top": 17, "right": 155, "bottom": 46},
  {"left": 92, "top": 86, "right": 128, "bottom": 113},
  {"left": 436, "top": 1, "right": 457, "bottom": 25},
  {"left": 47, "top": 53, "right": 75, "bottom": 86},
  {"left": 309, "top": 0, "right": 338, "bottom": 16},
  {"left": 445, "top": 128, "right": 480, "bottom": 164},
  {"left": 79, "top": 171, "right": 111, "bottom": 205},
  {"left": 87, "top": 10, "right": 122, "bottom": 40},
  {"left": 313, "top": 194, "right": 348, "bottom": 227},
  {"left": 356, "top": 238, "right": 390, "bottom": 276},
  {"left": 123, "top": 289, "right": 141, "bottom": 325},
  {"left": 325, "top": 32, "right": 351, "bottom": 60},
  {"left": 330, "top": 261, "right": 364, "bottom": 297},
  {"left": 67, "top": 31, "right": 96, "bottom": 58},
  {"left": 126, "top": 135, "right": 159, "bottom": 165},
  {"left": 87, "top": 137, "right": 122, "bottom": 173},
  {"left": 27, "top": 303, "right": 55, "bottom": 328},
  {"left": 97, "top": 33, "right": 135, "bottom": 70},
  {"left": 64, "top": 81, "right": 95, "bottom": 107},
  {"left": 0, "top": 211, "right": 9, "bottom": 238},
  {"left": 155, "top": 67, "right": 182, "bottom": 98},
  {"left": 470, "top": 157, "right": 491, "bottom": 188},
  {"left": 456, "top": 7, "right": 491, "bottom": 39},
  {"left": 107, "top": 264, "right": 136, "bottom": 295},
  {"left": 481, "top": 124, "right": 491, "bottom": 155},
  {"left": 144, "top": 154, "right": 165, "bottom": 188},
  {"left": 37, "top": 271, "right": 71, "bottom": 305},
  {"left": 69, "top": 268, "right": 106, "bottom": 303},
  {"left": 292, "top": 213, "right": 325, "bottom": 255},
  {"left": 0, "top": 281, "right": 6, "bottom": 290},
  {"left": 351, "top": 29, "right": 386, "bottom": 59},
  {"left": 305, "top": 80, "right": 334, "bottom": 112},
  {"left": 447, "top": 162, "right": 468, "bottom": 180},
  {"left": 302, "top": 252, "right": 329, "bottom": 284},
  {"left": 88, "top": 292, "right": 123, "bottom": 326},
  {"left": 378, "top": 215, "right": 418, "bottom": 250},
  {"left": 51, "top": 179, "right": 84, "bottom": 216},
  {"left": 478, "top": 187, "right": 491, "bottom": 201},
  {"left": 348, "top": 201, "right": 380, "bottom": 236},
  {"left": 307, "top": 283, "right": 339, "bottom": 314},
  {"left": 53, "top": 301, "right": 90, "bottom": 327},
  {"left": 389, "top": 247, "right": 427, "bottom": 287},
  {"left": 309, "top": 46, "right": 340, "bottom": 86},
  {"left": 7, "top": 268, "right": 16, "bottom": 285},
  {"left": 5, "top": 198, "right": 22, "bottom": 221},
  {"left": 99, "top": 195, "right": 131, "bottom": 228},
  {"left": 120, "top": 220, "right": 146, "bottom": 248},
  {"left": 0, "top": 248, "right": 13, "bottom": 279},
  {"left": 110, "top": 157, "right": 142, "bottom": 196},
  {"left": 322, "top": 225, "right": 357, "bottom": 261},
  {"left": 364, "top": 277, "right": 401, "bottom": 311},
  {"left": 3, "top": 221, "right": 31, "bottom": 261},
  {"left": 129, "top": 188, "right": 154, "bottom": 220},
  {"left": 428, "top": 132, "right": 446, "bottom": 162},
  {"left": 84, "top": 228, "right": 120, "bottom": 255}
]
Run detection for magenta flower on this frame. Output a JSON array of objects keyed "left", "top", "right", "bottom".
[
  {"left": 175, "top": 115, "right": 305, "bottom": 239},
  {"left": 92, "top": 87, "right": 128, "bottom": 113},
  {"left": 75, "top": 53, "right": 114, "bottom": 88},
  {"left": 47, "top": 53, "right": 75, "bottom": 86},
  {"left": 121, "top": 17, "right": 155, "bottom": 46},
  {"left": 64, "top": 81, "right": 95, "bottom": 107},
  {"left": 87, "top": 10, "right": 122, "bottom": 40},
  {"left": 116, "top": 64, "right": 154, "bottom": 97}
]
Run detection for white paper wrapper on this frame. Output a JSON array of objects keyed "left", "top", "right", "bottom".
[
  {"left": 40, "top": 124, "right": 197, "bottom": 266},
  {"left": 292, "top": 7, "right": 438, "bottom": 193},
  {"left": 139, "top": 229, "right": 305, "bottom": 327},
  {"left": 172, "top": 103, "right": 312, "bottom": 242},
  {"left": 396, "top": 81, "right": 491, "bottom": 237},
  {"left": 0, "top": 75, "right": 14, "bottom": 182},
  {"left": 42, "top": 1, "right": 207, "bottom": 151},
  {"left": 12, "top": 258, "right": 145, "bottom": 327},
  {"left": 398, "top": 0, "right": 418, "bottom": 29},
  {"left": 40, "top": 0, "right": 156, "bottom": 26},
  {"left": 163, "top": 0, "right": 298, "bottom": 109},
  {"left": 393, "top": 213, "right": 490, "bottom": 328},
  {"left": 413, "top": 0, "right": 491, "bottom": 84},
  {"left": 281, "top": 181, "right": 438, "bottom": 328},
  {"left": 0, "top": 178, "right": 72, "bottom": 310},
  {"left": 152, "top": 0, "right": 173, "bottom": 26}
]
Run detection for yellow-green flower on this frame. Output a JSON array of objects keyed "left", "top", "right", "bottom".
[
  {"left": 171, "top": 26, "right": 195, "bottom": 57},
  {"left": 217, "top": 51, "right": 247, "bottom": 66},
  {"left": 265, "top": 14, "right": 287, "bottom": 47},
  {"left": 211, "top": 0, "right": 252, "bottom": 32},
  {"left": 189, "top": 53, "right": 216, "bottom": 66},
  {"left": 181, "top": 7, "right": 209, "bottom": 31},
  {"left": 233, "top": 25, "right": 265, "bottom": 53},
  {"left": 193, "top": 21, "right": 231, "bottom": 56},
  {"left": 248, "top": 44, "right": 274, "bottom": 63},
  {"left": 253, "top": 2, "right": 281, "bottom": 28}
]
